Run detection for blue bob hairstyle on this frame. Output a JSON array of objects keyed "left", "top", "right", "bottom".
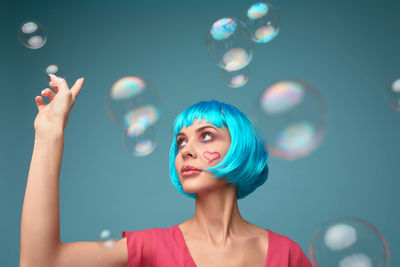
[{"left": 169, "top": 100, "right": 269, "bottom": 200}]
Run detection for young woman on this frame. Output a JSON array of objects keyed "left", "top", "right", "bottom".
[{"left": 20, "top": 74, "right": 312, "bottom": 266}]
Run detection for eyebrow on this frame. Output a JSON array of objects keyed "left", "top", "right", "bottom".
[{"left": 177, "top": 125, "right": 219, "bottom": 138}]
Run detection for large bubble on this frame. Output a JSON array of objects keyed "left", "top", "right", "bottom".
[
  {"left": 251, "top": 80, "right": 327, "bottom": 160},
  {"left": 123, "top": 125, "right": 157, "bottom": 156},
  {"left": 244, "top": 2, "right": 280, "bottom": 43},
  {"left": 221, "top": 66, "right": 249, "bottom": 88},
  {"left": 386, "top": 78, "right": 400, "bottom": 111},
  {"left": 18, "top": 21, "right": 47, "bottom": 49},
  {"left": 105, "top": 76, "right": 162, "bottom": 129},
  {"left": 123, "top": 105, "right": 159, "bottom": 136},
  {"left": 310, "top": 217, "right": 390, "bottom": 267},
  {"left": 206, "top": 17, "right": 253, "bottom": 71}
]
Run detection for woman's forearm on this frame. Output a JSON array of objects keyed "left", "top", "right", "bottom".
[{"left": 20, "top": 128, "right": 65, "bottom": 266}]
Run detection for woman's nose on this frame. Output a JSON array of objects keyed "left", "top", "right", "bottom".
[{"left": 181, "top": 144, "right": 197, "bottom": 159}]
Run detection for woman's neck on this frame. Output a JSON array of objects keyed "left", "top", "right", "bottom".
[{"left": 188, "top": 184, "right": 251, "bottom": 246}]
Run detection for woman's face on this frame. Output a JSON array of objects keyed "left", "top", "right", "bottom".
[{"left": 175, "top": 119, "right": 232, "bottom": 196}]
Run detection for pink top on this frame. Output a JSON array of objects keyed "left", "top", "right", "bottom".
[{"left": 122, "top": 225, "right": 312, "bottom": 267}]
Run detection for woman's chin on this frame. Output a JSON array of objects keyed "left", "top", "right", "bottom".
[
  {"left": 181, "top": 182, "right": 209, "bottom": 194},
  {"left": 182, "top": 181, "right": 226, "bottom": 195}
]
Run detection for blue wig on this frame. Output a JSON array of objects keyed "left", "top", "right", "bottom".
[{"left": 169, "top": 100, "right": 269, "bottom": 200}]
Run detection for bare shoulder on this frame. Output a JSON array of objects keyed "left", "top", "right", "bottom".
[{"left": 244, "top": 222, "right": 269, "bottom": 239}]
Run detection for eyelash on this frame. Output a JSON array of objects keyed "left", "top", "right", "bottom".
[{"left": 177, "top": 131, "right": 214, "bottom": 150}]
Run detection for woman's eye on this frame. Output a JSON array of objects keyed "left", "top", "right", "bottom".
[
  {"left": 177, "top": 139, "right": 186, "bottom": 149},
  {"left": 202, "top": 132, "right": 213, "bottom": 142}
]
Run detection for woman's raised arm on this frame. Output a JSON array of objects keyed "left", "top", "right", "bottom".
[{"left": 20, "top": 75, "right": 127, "bottom": 267}]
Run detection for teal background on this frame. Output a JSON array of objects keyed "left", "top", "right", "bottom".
[{"left": 1, "top": 0, "right": 399, "bottom": 265}]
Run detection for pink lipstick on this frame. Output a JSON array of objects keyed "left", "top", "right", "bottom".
[{"left": 181, "top": 164, "right": 202, "bottom": 178}]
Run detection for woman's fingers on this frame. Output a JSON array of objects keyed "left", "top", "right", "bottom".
[
  {"left": 70, "top": 77, "right": 85, "bottom": 100},
  {"left": 49, "top": 80, "right": 58, "bottom": 92},
  {"left": 41, "top": 88, "right": 56, "bottom": 101},
  {"left": 35, "top": 96, "right": 45, "bottom": 111},
  {"left": 45, "top": 74, "right": 84, "bottom": 103},
  {"left": 49, "top": 74, "right": 69, "bottom": 92}
]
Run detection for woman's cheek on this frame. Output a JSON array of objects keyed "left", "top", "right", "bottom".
[{"left": 202, "top": 151, "right": 221, "bottom": 164}]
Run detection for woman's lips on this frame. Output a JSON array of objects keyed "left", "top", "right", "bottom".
[{"left": 182, "top": 169, "right": 202, "bottom": 178}]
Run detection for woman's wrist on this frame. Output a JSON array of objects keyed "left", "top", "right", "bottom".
[{"left": 35, "top": 125, "right": 65, "bottom": 141}]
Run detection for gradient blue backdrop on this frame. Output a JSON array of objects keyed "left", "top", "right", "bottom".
[{"left": 1, "top": 0, "right": 399, "bottom": 265}]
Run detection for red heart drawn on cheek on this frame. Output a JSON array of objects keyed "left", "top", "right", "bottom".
[{"left": 203, "top": 151, "right": 221, "bottom": 164}]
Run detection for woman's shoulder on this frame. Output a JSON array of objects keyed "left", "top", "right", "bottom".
[
  {"left": 122, "top": 225, "right": 193, "bottom": 267},
  {"left": 267, "top": 229, "right": 313, "bottom": 266},
  {"left": 267, "top": 229, "right": 303, "bottom": 250},
  {"left": 121, "top": 225, "right": 181, "bottom": 246},
  {"left": 267, "top": 229, "right": 300, "bottom": 249}
]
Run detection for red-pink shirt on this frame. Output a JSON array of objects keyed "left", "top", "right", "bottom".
[{"left": 122, "top": 225, "right": 312, "bottom": 267}]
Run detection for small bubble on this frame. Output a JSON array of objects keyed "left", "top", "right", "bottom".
[
  {"left": 244, "top": 2, "right": 280, "bottom": 44},
  {"left": 18, "top": 21, "right": 47, "bottom": 49},
  {"left": 206, "top": 17, "right": 253, "bottom": 71}
]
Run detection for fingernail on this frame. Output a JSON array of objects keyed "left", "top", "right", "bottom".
[{"left": 41, "top": 89, "right": 46, "bottom": 94}]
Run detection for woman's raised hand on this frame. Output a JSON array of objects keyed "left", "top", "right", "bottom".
[{"left": 34, "top": 74, "right": 84, "bottom": 133}]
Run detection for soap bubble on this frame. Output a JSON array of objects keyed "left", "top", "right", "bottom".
[
  {"left": 206, "top": 17, "right": 253, "bottom": 71},
  {"left": 251, "top": 80, "right": 327, "bottom": 160},
  {"left": 122, "top": 105, "right": 159, "bottom": 136},
  {"left": 310, "top": 217, "right": 390, "bottom": 267},
  {"left": 340, "top": 254, "right": 373, "bottom": 267},
  {"left": 221, "top": 66, "right": 249, "bottom": 88},
  {"left": 123, "top": 125, "right": 157, "bottom": 156},
  {"left": 105, "top": 76, "right": 162, "bottom": 126},
  {"left": 43, "top": 64, "right": 64, "bottom": 82},
  {"left": 386, "top": 78, "right": 400, "bottom": 111},
  {"left": 244, "top": 2, "right": 280, "bottom": 43},
  {"left": 222, "top": 48, "right": 251, "bottom": 72},
  {"left": 18, "top": 21, "right": 47, "bottom": 49},
  {"left": 97, "top": 228, "right": 117, "bottom": 249}
]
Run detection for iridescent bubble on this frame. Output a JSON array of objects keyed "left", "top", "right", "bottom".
[
  {"left": 110, "top": 76, "right": 145, "bottom": 100},
  {"left": 123, "top": 105, "right": 159, "bottom": 136},
  {"left": 123, "top": 126, "right": 157, "bottom": 156},
  {"left": 275, "top": 122, "right": 316, "bottom": 153},
  {"left": 340, "top": 254, "right": 373, "bottom": 267},
  {"left": 324, "top": 223, "right": 357, "bottom": 250},
  {"left": 105, "top": 76, "right": 162, "bottom": 125},
  {"left": 18, "top": 21, "right": 47, "bottom": 49},
  {"left": 255, "top": 25, "right": 278, "bottom": 43},
  {"left": 386, "top": 78, "right": 400, "bottom": 111},
  {"left": 222, "top": 48, "right": 250, "bottom": 72},
  {"left": 260, "top": 81, "right": 303, "bottom": 114},
  {"left": 244, "top": 2, "right": 280, "bottom": 43},
  {"left": 206, "top": 17, "right": 253, "bottom": 71},
  {"left": 247, "top": 2, "right": 269, "bottom": 19},
  {"left": 251, "top": 80, "right": 327, "bottom": 160},
  {"left": 21, "top": 22, "right": 38, "bottom": 34},
  {"left": 392, "top": 78, "right": 400, "bottom": 92},
  {"left": 97, "top": 228, "right": 116, "bottom": 249},
  {"left": 310, "top": 217, "right": 390, "bottom": 267},
  {"left": 210, "top": 17, "right": 237, "bottom": 40},
  {"left": 221, "top": 66, "right": 249, "bottom": 88},
  {"left": 43, "top": 64, "right": 64, "bottom": 81}
]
